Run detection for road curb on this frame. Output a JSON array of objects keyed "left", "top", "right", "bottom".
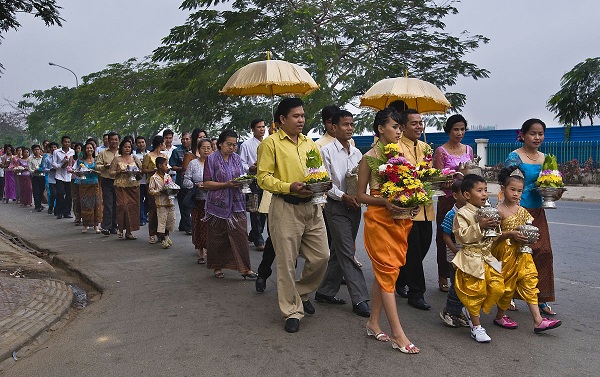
[{"left": 0, "top": 278, "right": 73, "bottom": 363}]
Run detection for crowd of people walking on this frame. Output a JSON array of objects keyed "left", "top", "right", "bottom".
[{"left": 1, "top": 99, "right": 562, "bottom": 352}]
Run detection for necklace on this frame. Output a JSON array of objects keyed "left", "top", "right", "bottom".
[
  {"left": 502, "top": 202, "right": 519, "bottom": 215},
  {"left": 523, "top": 149, "right": 539, "bottom": 161}
]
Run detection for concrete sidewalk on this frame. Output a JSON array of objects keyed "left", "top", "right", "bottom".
[
  {"left": 0, "top": 184, "right": 599, "bottom": 374},
  {"left": 0, "top": 236, "right": 73, "bottom": 362}
]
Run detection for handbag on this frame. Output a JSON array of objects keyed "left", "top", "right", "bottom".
[{"left": 183, "top": 186, "right": 197, "bottom": 208}]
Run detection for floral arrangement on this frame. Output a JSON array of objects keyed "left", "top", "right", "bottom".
[
  {"left": 303, "top": 149, "right": 330, "bottom": 184},
  {"left": 366, "top": 142, "right": 433, "bottom": 208},
  {"left": 75, "top": 163, "right": 91, "bottom": 177},
  {"left": 535, "top": 154, "right": 564, "bottom": 188}
]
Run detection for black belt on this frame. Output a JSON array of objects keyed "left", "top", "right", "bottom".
[{"left": 275, "top": 194, "right": 312, "bottom": 205}]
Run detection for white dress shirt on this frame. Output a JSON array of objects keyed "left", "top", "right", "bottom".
[
  {"left": 52, "top": 148, "right": 75, "bottom": 182},
  {"left": 238, "top": 136, "right": 262, "bottom": 172},
  {"left": 320, "top": 138, "right": 362, "bottom": 201}
]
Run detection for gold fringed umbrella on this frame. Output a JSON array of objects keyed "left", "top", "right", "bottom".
[
  {"left": 220, "top": 52, "right": 319, "bottom": 133},
  {"left": 359, "top": 77, "right": 451, "bottom": 114}
]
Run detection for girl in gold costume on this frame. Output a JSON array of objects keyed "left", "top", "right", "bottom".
[{"left": 492, "top": 167, "right": 561, "bottom": 333}]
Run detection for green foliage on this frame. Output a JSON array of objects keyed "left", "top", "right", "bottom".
[
  {"left": 547, "top": 57, "right": 600, "bottom": 127},
  {"left": 0, "top": 0, "right": 64, "bottom": 73},
  {"left": 305, "top": 149, "right": 323, "bottom": 168},
  {"left": 153, "top": 0, "right": 489, "bottom": 134},
  {"left": 0, "top": 111, "right": 30, "bottom": 146},
  {"left": 19, "top": 58, "right": 174, "bottom": 143}
]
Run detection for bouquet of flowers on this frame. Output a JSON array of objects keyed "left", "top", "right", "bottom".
[
  {"left": 303, "top": 149, "right": 331, "bottom": 204},
  {"left": 535, "top": 154, "right": 566, "bottom": 209},
  {"left": 234, "top": 174, "right": 256, "bottom": 194},
  {"left": 366, "top": 142, "right": 433, "bottom": 218}
]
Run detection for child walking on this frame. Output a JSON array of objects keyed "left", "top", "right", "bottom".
[
  {"left": 148, "top": 157, "right": 175, "bottom": 249},
  {"left": 492, "top": 167, "right": 561, "bottom": 333},
  {"left": 439, "top": 178, "right": 470, "bottom": 328},
  {"left": 452, "top": 174, "right": 504, "bottom": 343}
]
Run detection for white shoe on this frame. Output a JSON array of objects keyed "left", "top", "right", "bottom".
[
  {"left": 461, "top": 307, "right": 474, "bottom": 329},
  {"left": 471, "top": 326, "right": 491, "bottom": 343},
  {"left": 161, "top": 239, "right": 170, "bottom": 249}
]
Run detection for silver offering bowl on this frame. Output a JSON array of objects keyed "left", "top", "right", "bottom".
[
  {"left": 477, "top": 200, "right": 501, "bottom": 237},
  {"left": 516, "top": 219, "right": 539, "bottom": 254},
  {"left": 305, "top": 181, "right": 331, "bottom": 205},
  {"left": 536, "top": 187, "right": 566, "bottom": 209}
]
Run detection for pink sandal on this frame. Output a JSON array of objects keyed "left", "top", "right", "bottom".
[{"left": 493, "top": 315, "right": 519, "bottom": 329}]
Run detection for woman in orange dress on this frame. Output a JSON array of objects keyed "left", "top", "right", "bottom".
[{"left": 357, "top": 107, "right": 419, "bottom": 354}]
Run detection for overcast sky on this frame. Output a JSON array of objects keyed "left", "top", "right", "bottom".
[{"left": 1, "top": 0, "right": 599, "bottom": 131}]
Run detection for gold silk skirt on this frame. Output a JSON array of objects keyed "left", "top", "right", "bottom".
[
  {"left": 492, "top": 208, "right": 539, "bottom": 308},
  {"left": 455, "top": 264, "right": 504, "bottom": 316},
  {"left": 363, "top": 204, "right": 412, "bottom": 293}
]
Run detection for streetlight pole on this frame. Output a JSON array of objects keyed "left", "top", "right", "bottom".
[{"left": 48, "top": 62, "right": 79, "bottom": 87}]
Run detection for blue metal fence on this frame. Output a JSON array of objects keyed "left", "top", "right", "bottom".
[{"left": 486, "top": 141, "right": 600, "bottom": 166}]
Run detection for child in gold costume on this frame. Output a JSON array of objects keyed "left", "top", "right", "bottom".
[
  {"left": 492, "top": 167, "right": 562, "bottom": 333},
  {"left": 452, "top": 174, "right": 504, "bottom": 343}
]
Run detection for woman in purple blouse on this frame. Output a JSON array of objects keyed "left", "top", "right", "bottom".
[{"left": 432, "top": 115, "right": 474, "bottom": 292}]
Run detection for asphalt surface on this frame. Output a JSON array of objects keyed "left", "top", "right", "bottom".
[{"left": 1, "top": 185, "right": 599, "bottom": 376}]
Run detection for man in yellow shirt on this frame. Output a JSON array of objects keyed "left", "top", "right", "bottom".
[
  {"left": 257, "top": 98, "right": 329, "bottom": 333},
  {"left": 395, "top": 109, "right": 435, "bottom": 310}
]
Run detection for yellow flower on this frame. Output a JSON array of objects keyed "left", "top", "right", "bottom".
[{"left": 383, "top": 143, "right": 400, "bottom": 156}]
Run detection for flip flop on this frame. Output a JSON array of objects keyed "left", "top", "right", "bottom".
[{"left": 214, "top": 270, "right": 224, "bottom": 278}]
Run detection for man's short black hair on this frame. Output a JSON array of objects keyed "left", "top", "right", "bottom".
[
  {"left": 321, "top": 104, "right": 340, "bottom": 123},
  {"left": 276, "top": 98, "right": 304, "bottom": 120},
  {"left": 332, "top": 110, "right": 353, "bottom": 125},
  {"left": 250, "top": 118, "right": 266, "bottom": 130},
  {"left": 399, "top": 109, "right": 419, "bottom": 126}
]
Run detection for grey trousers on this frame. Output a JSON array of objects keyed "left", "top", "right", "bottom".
[{"left": 317, "top": 199, "right": 369, "bottom": 305}]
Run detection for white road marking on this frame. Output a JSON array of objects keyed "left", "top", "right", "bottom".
[
  {"left": 548, "top": 221, "right": 600, "bottom": 228},
  {"left": 555, "top": 277, "right": 600, "bottom": 290}
]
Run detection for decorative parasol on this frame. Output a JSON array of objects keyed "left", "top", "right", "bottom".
[
  {"left": 220, "top": 52, "right": 319, "bottom": 132},
  {"left": 359, "top": 77, "right": 451, "bottom": 114}
]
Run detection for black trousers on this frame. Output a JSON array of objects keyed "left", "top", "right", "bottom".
[
  {"left": 55, "top": 179, "right": 72, "bottom": 216},
  {"left": 101, "top": 178, "right": 117, "bottom": 231},
  {"left": 177, "top": 187, "right": 192, "bottom": 231},
  {"left": 32, "top": 175, "right": 46, "bottom": 209},
  {"left": 395, "top": 221, "right": 433, "bottom": 299}
]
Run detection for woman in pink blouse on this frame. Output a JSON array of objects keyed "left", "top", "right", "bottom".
[{"left": 432, "top": 114, "right": 473, "bottom": 292}]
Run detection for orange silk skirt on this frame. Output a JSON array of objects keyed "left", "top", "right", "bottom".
[{"left": 363, "top": 205, "right": 412, "bottom": 293}]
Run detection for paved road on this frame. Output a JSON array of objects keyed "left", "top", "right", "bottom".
[{"left": 1, "top": 199, "right": 599, "bottom": 376}]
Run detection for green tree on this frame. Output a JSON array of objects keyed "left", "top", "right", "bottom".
[
  {"left": 0, "top": 111, "right": 30, "bottom": 146},
  {"left": 19, "top": 58, "right": 173, "bottom": 142},
  {"left": 547, "top": 57, "right": 600, "bottom": 130},
  {"left": 0, "top": 0, "right": 63, "bottom": 73},
  {"left": 153, "top": 0, "right": 489, "bottom": 134}
]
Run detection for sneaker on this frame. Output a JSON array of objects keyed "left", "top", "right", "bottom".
[
  {"left": 455, "top": 313, "right": 471, "bottom": 328},
  {"left": 149, "top": 235, "right": 158, "bottom": 244},
  {"left": 165, "top": 236, "right": 173, "bottom": 246},
  {"left": 471, "top": 326, "right": 492, "bottom": 343},
  {"left": 161, "top": 240, "right": 170, "bottom": 249},
  {"left": 461, "top": 307, "right": 474, "bottom": 329},
  {"left": 493, "top": 315, "right": 519, "bottom": 329},
  {"left": 439, "top": 311, "right": 459, "bottom": 328}
]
